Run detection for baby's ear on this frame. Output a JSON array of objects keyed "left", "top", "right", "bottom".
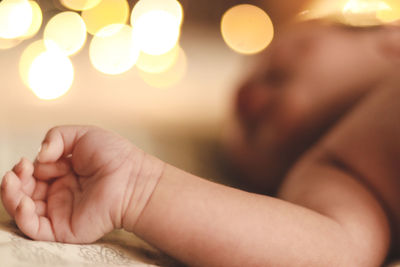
[{"left": 379, "top": 25, "right": 400, "bottom": 60}]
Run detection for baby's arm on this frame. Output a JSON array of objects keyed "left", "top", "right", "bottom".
[
  {"left": 1, "top": 119, "right": 390, "bottom": 266},
  {"left": 129, "top": 158, "right": 389, "bottom": 266}
]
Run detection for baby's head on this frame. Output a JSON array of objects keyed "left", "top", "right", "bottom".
[{"left": 228, "top": 20, "right": 400, "bottom": 193}]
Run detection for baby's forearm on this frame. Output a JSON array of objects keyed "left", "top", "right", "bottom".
[{"left": 127, "top": 163, "right": 353, "bottom": 267}]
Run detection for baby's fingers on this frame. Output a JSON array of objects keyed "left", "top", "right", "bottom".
[
  {"left": 34, "top": 159, "right": 71, "bottom": 181},
  {"left": 1, "top": 171, "right": 25, "bottom": 217},
  {"left": 15, "top": 196, "right": 55, "bottom": 242},
  {"left": 37, "top": 126, "right": 90, "bottom": 163}
]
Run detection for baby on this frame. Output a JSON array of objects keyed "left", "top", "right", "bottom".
[{"left": 2, "top": 21, "right": 400, "bottom": 266}]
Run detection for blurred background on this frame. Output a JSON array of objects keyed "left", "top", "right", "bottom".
[{"left": 1, "top": 0, "right": 400, "bottom": 181}]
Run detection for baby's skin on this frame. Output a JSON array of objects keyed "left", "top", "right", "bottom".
[{"left": 2, "top": 21, "right": 400, "bottom": 266}]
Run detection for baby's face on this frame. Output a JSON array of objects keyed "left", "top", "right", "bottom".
[{"left": 229, "top": 21, "right": 399, "bottom": 192}]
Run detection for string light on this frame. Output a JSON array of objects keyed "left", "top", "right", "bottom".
[
  {"left": 221, "top": 4, "right": 274, "bottom": 55},
  {"left": 81, "top": 0, "right": 129, "bottom": 35},
  {"left": 89, "top": 24, "right": 140, "bottom": 75},
  {"left": 136, "top": 43, "right": 180, "bottom": 73},
  {"left": 28, "top": 50, "right": 74, "bottom": 100},
  {"left": 139, "top": 47, "right": 187, "bottom": 88},
  {"left": 131, "top": 0, "right": 183, "bottom": 26},
  {"left": 133, "top": 9, "right": 181, "bottom": 55},
  {"left": 44, "top": 11, "right": 87, "bottom": 56},
  {"left": 0, "top": 0, "right": 33, "bottom": 39},
  {"left": 19, "top": 40, "right": 74, "bottom": 100},
  {"left": 60, "top": 0, "right": 102, "bottom": 11}
]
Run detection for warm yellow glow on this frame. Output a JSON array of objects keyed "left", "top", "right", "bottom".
[
  {"left": 60, "top": 0, "right": 101, "bottom": 11},
  {"left": 0, "top": 37, "right": 22, "bottom": 49},
  {"left": 28, "top": 50, "right": 74, "bottom": 100},
  {"left": 89, "top": 24, "right": 140, "bottom": 75},
  {"left": 21, "top": 0, "right": 42, "bottom": 39},
  {"left": 298, "top": 0, "right": 347, "bottom": 21},
  {"left": 136, "top": 44, "right": 180, "bottom": 73},
  {"left": 19, "top": 40, "right": 48, "bottom": 87},
  {"left": 44, "top": 11, "right": 87, "bottom": 56},
  {"left": 139, "top": 47, "right": 187, "bottom": 88},
  {"left": 81, "top": 0, "right": 129, "bottom": 35},
  {"left": 221, "top": 4, "right": 274, "bottom": 55},
  {"left": 0, "top": 0, "right": 33, "bottom": 39},
  {"left": 377, "top": 0, "right": 400, "bottom": 23},
  {"left": 133, "top": 10, "right": 181, "bottom": 55},
  {"left": 342, "top": 0, "right": 391, "bottom": 26},
  {"left": 131, "top": 0, "right": 183, "bottom": 26}
]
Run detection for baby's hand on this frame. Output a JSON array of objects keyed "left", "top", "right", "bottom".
[{"left": 1, "top": 126, "right": 164, "bottom": 243}]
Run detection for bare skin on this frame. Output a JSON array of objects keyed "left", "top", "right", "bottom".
[
  {"left": 2, "top": 21, "right": 400, "bottom": 266},
  {"left": 226, "top": 21, "right": 400, "bottom": 193}
]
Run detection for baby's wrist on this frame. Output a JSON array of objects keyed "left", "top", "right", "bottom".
[{"left": 121, "top": 152, "right": 165, "bottom": 233}]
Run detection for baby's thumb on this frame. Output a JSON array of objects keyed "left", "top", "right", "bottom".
[{"left": 37, "top": 126, "right": 90, "bottom": 163}]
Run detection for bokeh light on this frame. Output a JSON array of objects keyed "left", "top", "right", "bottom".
[
  {"left": 28, "top": 50, "right": 74, "bottom": 100},
  {"left": 60, "top": 0, "right": 102, "bottom": 11},
  {"left": 0, "top": 0, "right": 33, "bottom": 39},
  {"left": 133, "top": 9, "right": 181, "bottom": 55},
  {"left": 20, "top": 0, "right": 42, "bottom": 39},
  {"left": 221, "top": 4, "right": 274, "bottom": 55},
  {"left": 131, "top": 0, "right": 183, "bottom": 26},
  {"left": 81, "top": 0, "right": 129, "bottom": 35},
  {"left": 89, "top": 24, "right": 140, "bottom": 75},
  {"left": 342, "top": 0, "right": 392, "bottom": 26},
  {"left": 19, "top": 40, "right": 48, "bottom": 87},
  {"left": 139, "top": 47, "right": 187, "bottom": 88},
  {"left": 136, "top": 43, "right": 180, "bottom": 73},
  {"left": 0, "top": 37, "right": 23, "bottom": 50},
  {"left": 44, "top": 11, "right": 87, "bottom": 56},
  {"left": 377, "top": 0, "right": 400, "bottom": 23},
  {"left": 298, "top": 0, "right": 346, "bottom": 21}
]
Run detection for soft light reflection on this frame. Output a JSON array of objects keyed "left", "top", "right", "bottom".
[
  {"left": 28, "top": 50, "right": 74, "bottom": 100},
  {"left": 139, "top": 47, "right": 187, "bottom": 88},
  {"left": 60, "top": 0, "right": 102, "bottom": 11},
  {"left": 133, "top": 9, "right": 181, "bottom": 55},
  {"left": 19, "top": 40, "right": 47, "bottom": 87},
  {"left": 89, "top": 24, "right": 140, "bottom": 75},
  {"left": 342, "top": 0, "right": 392, "bottom": 26},
  {"left": 0, "top": 0, "right": 33, "bottom": 39},
  {"left": 136, "top": 44, "right": 180, "bottom": 73},
  {"left": 221, "top": 4, "right": 274, "bottom": 55},
  {"left": 81, "top": 0, "right": 129, "bottom": 35},
  {"left": 131, "top": 0, "right": 183, "bottom": 26},
  {"left": 44, "top": 11, "right": 87, "bottom": 56}
]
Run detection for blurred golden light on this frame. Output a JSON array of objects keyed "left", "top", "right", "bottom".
[
  {"left": 377, "top": 0, "right": 400, "bottom": 23},
  {"left": 81, "top": 0, "right": 129, "bottom": 35},
  {"left": 19, "top": 40, "right": 47, "bottom": 87},
  {"left": 89, "top": 24, "right": 140, "bottom": 75},
  {"left": 28, "top": 50, "right": 74, "bottom": 100},
  {"left": 60, "top": 0, "right": 101, "bottom": 11},
  {"left": 131, "top": 0, "right": 183, "bottom": 26},
  {"left": 298, "top": 0, "right": 346, "bottom": 21},
  {"left": 136, "top": 43, "right": 180, "bottom": 73},
  {"left": 44, "top": 11, "right": 87, "bottom": 56},
  {"left": 0, "top": 37, "right": 23, "bottom": 49},
  {"left": 133, "top": 10, "right": 181, "bottom": 55},
  {"left": 221, "top": 4, "right": 274, "bottom": 55},
  {"left": 0, "top": 0, "right": 33, "bottom": 39},
  {"left": 139, "top": 47, "right": 187, "bottom": 88},
  {"left": 342, "top": 0, "right": 391, "bottom": 26},
  {"left": 21, "top": 0, "right": 42, "bottom": 39}
]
